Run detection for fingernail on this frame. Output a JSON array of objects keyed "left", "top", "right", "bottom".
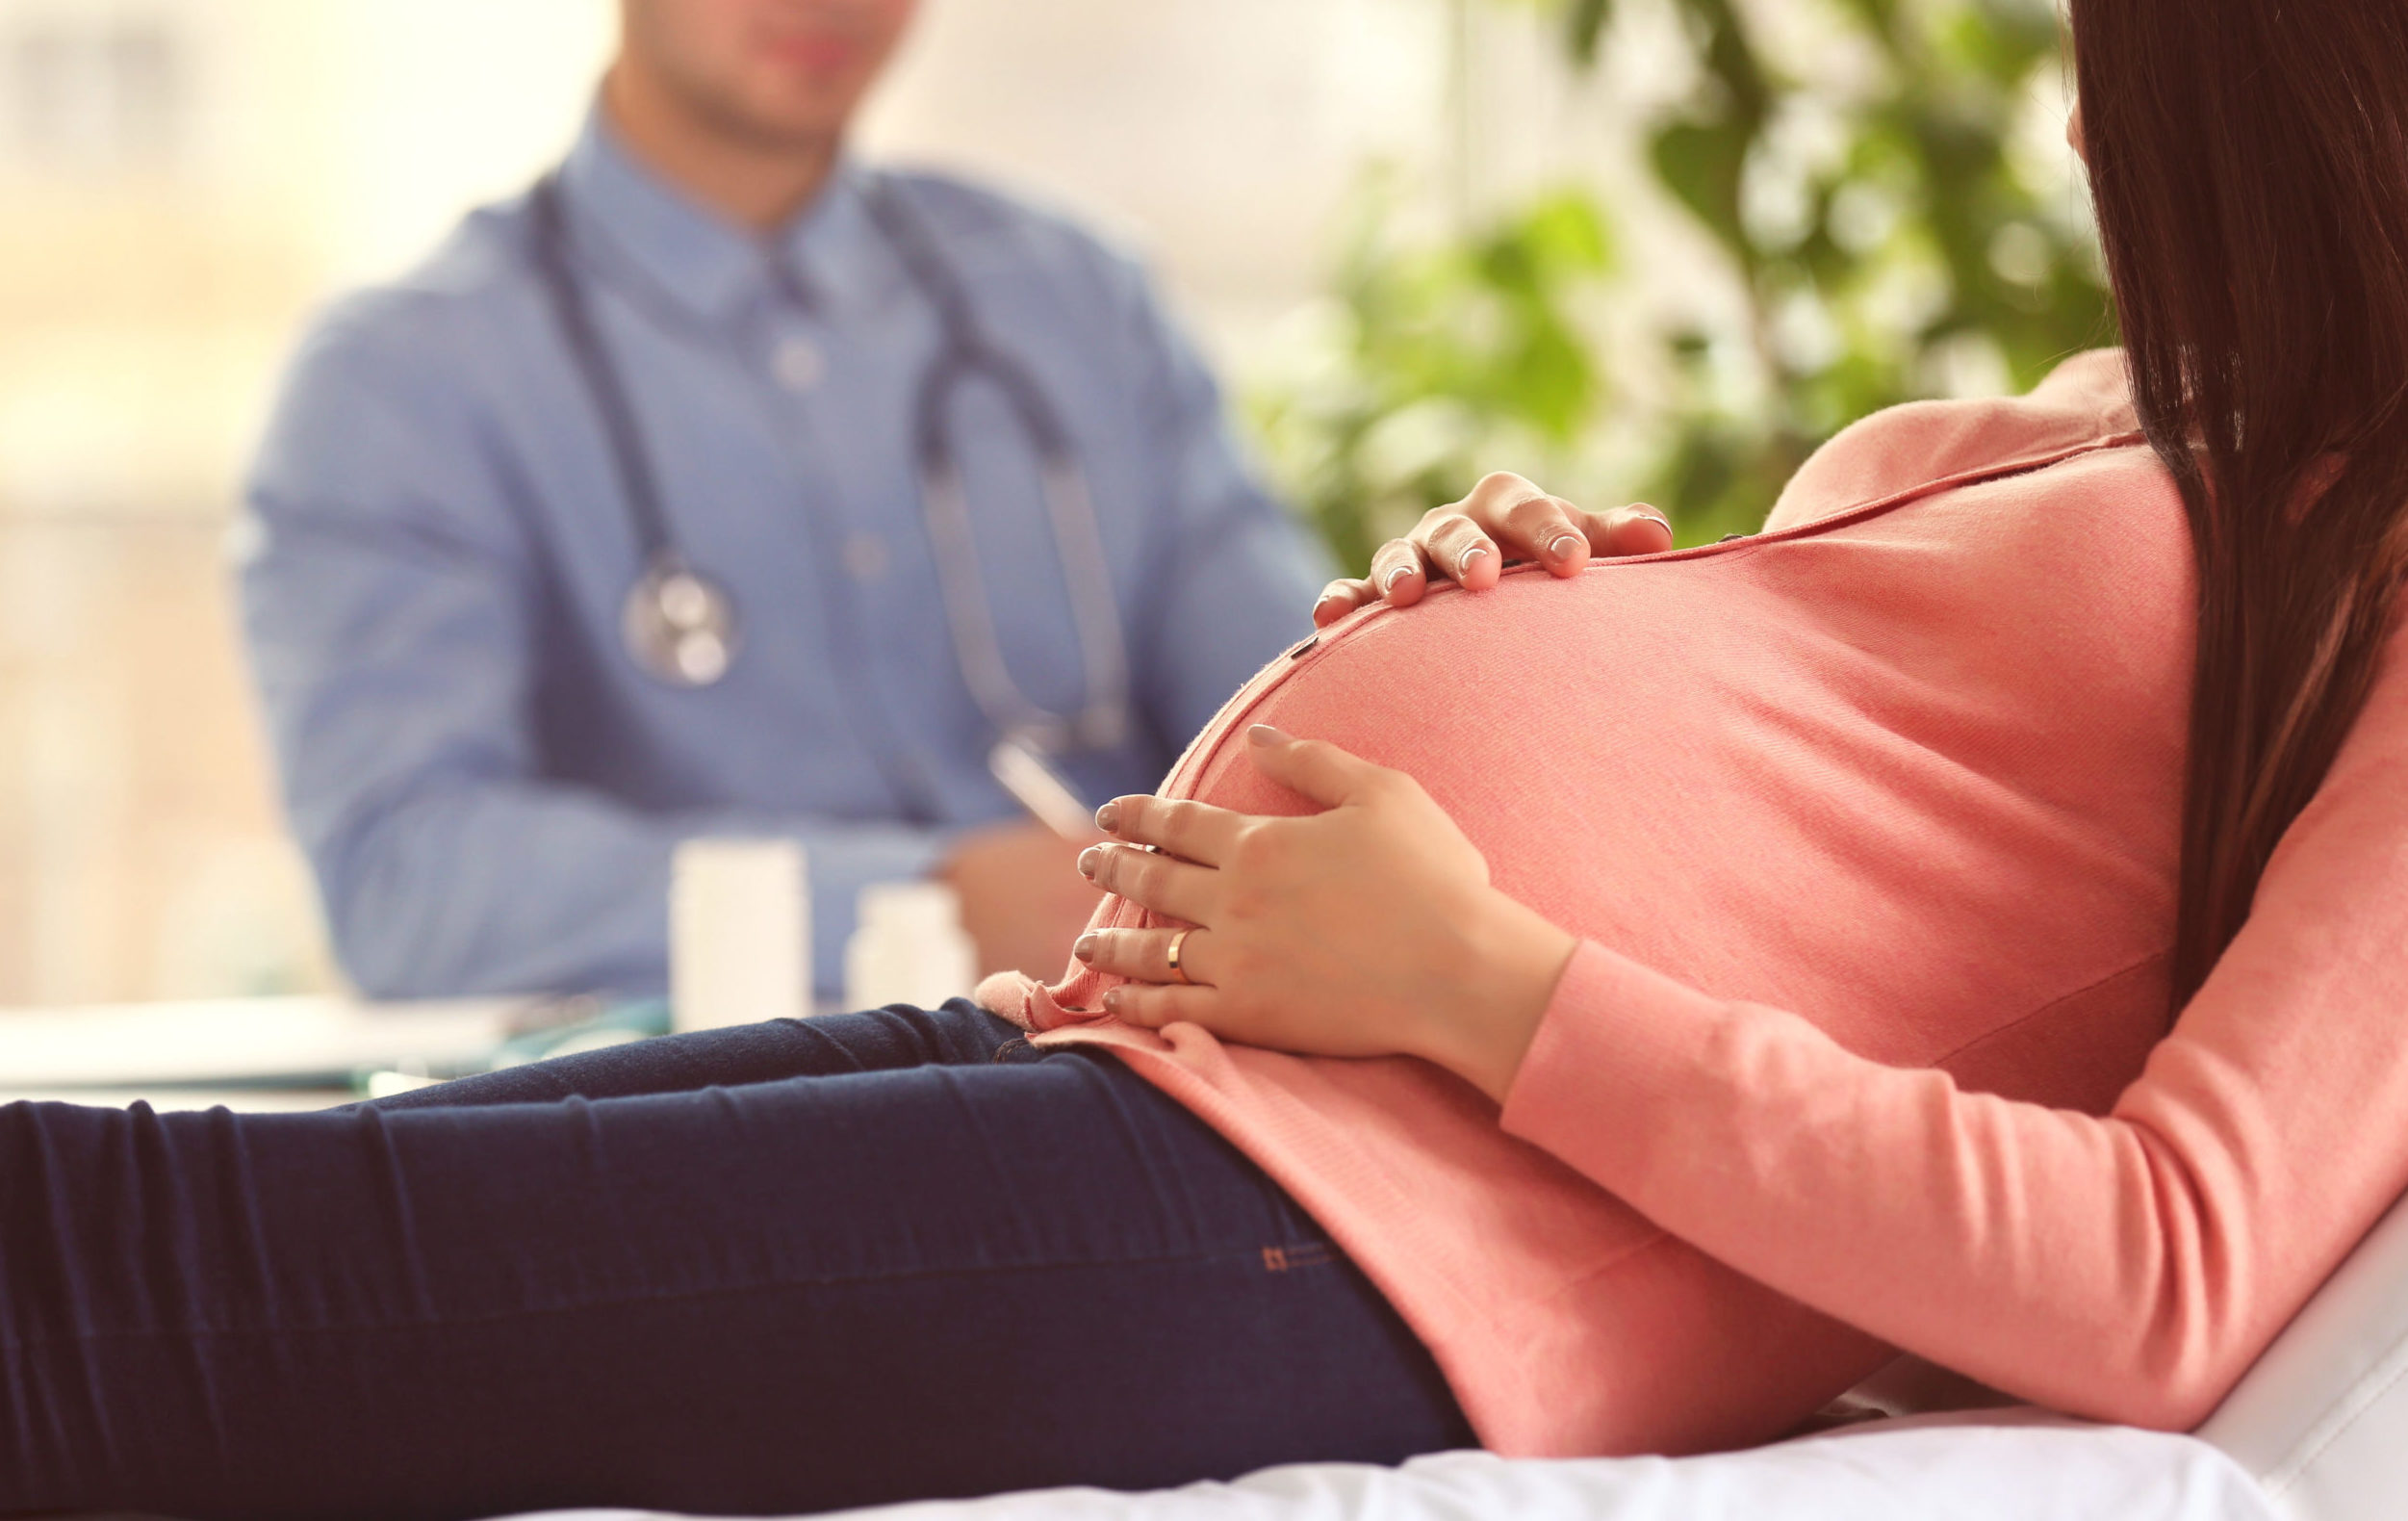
[
  {"left": 1077, "top": 846, "right": 1102, "bottom": 879},
  {"left": 1248, "top": 724, "right": 1293, "bottom": 746},
  {"left": 1458, "top": 546, "right": 1490, "bottom": 575},
  {"left": 1093, "top": 801, "right": 1119, "bottom": 832},
  {"left": 1073, "top": 933, "right": 1098, "bottom": 962},
  {"left": 1383, "top": 564, "right": 1413, "bottom": 591},
  {"left": 1547, "top": 533, "right": 1583, "bottom": 561},
  {"left": 1102, "top": 987, "right": 1124, "bottom": 1015}
]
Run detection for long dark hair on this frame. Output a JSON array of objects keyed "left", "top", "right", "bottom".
[{"left": 2070, "top": 0, "right": 2408, "bottom": 1004}]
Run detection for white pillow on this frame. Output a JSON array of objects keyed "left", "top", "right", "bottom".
[{"left": 2197, "top": 1188, "right": 2408, "bottom": 1520}]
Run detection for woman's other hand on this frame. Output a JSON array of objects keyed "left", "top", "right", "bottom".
[
  {"left": 1068, "top": 727, "right": 1576, "bottom": 1103},
  {"left": 1310, "top": 472, "right": 1676, "bottom": 630}
]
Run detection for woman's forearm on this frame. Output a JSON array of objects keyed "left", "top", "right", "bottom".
[{"left": 1499, "top": 733, "right": 2408, "bottom": 1432}]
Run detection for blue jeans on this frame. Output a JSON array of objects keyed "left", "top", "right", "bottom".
[{"left": 0, "top": 1002, "right": 1472, "bottom": 1519}]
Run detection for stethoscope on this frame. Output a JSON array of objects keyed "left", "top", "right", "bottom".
[{"left": 526, "top": 170, "right": 1133, "bottom": 766}]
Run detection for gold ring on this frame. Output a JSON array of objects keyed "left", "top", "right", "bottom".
[{"left": 1166, "top": 927, "right": 1195, "bottom": 987}]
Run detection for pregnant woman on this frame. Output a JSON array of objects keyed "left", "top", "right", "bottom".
[{"left": 8, "top": 2, "right": 2408, "bottom": 1516}]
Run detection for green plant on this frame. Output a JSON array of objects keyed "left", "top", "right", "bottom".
[
  {"left": 1613, "top": 0, "right": 2114, "bottom": 539},
  {"left": 1250, "top": 0, "right": 2113, "bottom": 555},
  {"left": 1248, "top": 180, "right": 1622, "bottom": 575}
]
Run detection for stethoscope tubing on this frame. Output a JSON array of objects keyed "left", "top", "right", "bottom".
[
  {"left": 528, "top": 168, "right": 1131, "bottom": 757},
  {"left": 858, "top": 183, "right": 1130, "bottom": 754},
  {"left": 530, "top": 176, "right": 681, "bottom": 573}
]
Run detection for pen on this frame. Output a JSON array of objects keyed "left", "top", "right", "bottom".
[{"left": 987, "top": 739, "right": 1098, "bottom": 839}]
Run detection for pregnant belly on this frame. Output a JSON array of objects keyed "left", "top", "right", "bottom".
[
  {"left": 983, "top": 542, "right": 2184, "bottom": 1455},
  {"left": 1147, "top": 559, "right": 2176, "bottom": 1078}
]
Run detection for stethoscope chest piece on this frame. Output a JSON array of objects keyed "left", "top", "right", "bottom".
[
  {"left": 623, "top": 557, "right": 740, "bottom": 686},
  {"left": 538, "top": 168, "right": 1125, "bottom": 738}
]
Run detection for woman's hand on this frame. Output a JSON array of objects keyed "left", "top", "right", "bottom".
[
  {"left": 1311, "top": 472, "right": 1676, "bottom": 630},
  {"left": 1068, "top": 726, "right": 1577, "bottom": 1103}
]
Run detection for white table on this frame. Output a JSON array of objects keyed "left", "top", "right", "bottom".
[{"left": 0, "top": 993, "right": 537, "bottom": 1111}]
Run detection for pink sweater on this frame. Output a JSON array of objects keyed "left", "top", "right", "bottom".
[{"left": 976, "top": 351, "right": 2408, "bottom": 1456}]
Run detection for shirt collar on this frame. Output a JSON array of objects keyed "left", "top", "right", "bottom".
[{"left": 555, "top": 105, "right": 898, "bottom": 324}]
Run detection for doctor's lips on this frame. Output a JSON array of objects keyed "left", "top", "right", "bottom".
[{"left": 758, "top": 31, "right": 866, "bottom": 76}]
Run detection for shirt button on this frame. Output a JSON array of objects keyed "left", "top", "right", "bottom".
[
  {"left": 843, "top": 531, "right": 890, "bottom": 582},
  {"left": 773, "top": 336, "right": 823, "bottom": 392}
]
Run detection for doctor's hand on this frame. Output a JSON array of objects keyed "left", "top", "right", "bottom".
[
  {"left": 1311, "top": 472, "right": 1676, "bottom": 629},
  {"left": 1067, "top": 726, "right": 1576, "bottom": 1103},
  {"left": 940, "top": 822, "right": 1106, "bottom": 981}
]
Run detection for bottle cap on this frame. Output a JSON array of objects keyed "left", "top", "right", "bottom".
[{"left": 858, "top": 880, "right": 964, "bottom": 936}]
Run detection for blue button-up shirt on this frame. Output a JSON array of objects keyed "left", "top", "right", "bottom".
[{"left": 241, "top": 116, "right": 1329, "bottom": 998}]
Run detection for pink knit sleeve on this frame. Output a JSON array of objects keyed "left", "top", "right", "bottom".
[{"left": 1499, "top": 647, "right": 2408, "bottom": 1431}]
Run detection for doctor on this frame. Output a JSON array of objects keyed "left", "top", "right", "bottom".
[{"left": 241, "top": 0, "right": 1330, "bottom": 999}]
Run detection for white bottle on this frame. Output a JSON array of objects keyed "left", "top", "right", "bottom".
[
  {"left": 671, "top": 838, "right": 810, "bottom": 1032},
  {"left": 845, "top": 880, "right": 978, "bottom": 1011}
]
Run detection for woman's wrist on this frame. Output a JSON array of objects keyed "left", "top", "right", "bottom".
[{"left": 1418, "top": 892, "right": 1579, "bottom": 1104}]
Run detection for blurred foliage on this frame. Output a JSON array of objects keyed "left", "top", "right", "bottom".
[
  {"left": 1250, "top": 0, "right": 2114, "bottom": 554},
  {"left": 1248, "top": 184, "right": 1618, "bottom": 573}
]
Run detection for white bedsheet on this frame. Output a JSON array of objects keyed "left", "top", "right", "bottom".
[{"left": 514, "top": 1410, "right": 2273, "bottom": 1521}]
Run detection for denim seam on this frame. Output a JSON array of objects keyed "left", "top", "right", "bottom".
[{"left": 0, "top": 1240, "right": 1342, "bottom": 1352}]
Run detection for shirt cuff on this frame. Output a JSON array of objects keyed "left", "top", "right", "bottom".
[{"left": 1498, "top": 939, "right": 1734, "bottom": 1195}]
